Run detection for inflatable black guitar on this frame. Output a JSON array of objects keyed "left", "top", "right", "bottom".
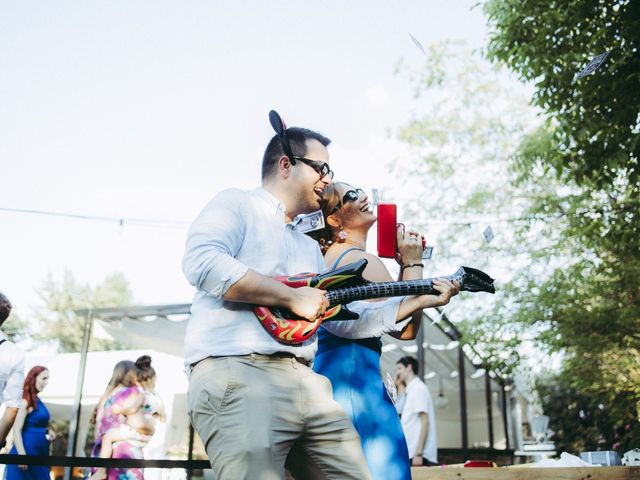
[{"left": 255, "top": 259, "right": 495, "bottom": 345}]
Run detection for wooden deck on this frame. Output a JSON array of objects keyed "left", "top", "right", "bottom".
[{"left": 411, "top": 466, "right": 640, "bottom": 480}]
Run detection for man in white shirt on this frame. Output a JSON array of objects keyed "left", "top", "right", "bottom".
[
  {"left": 0, "top": 292, "right": 25, "bottom": 449},
  {"left": 183, "top": 112, "right": 411, "bottom": 480},
  {"left": 396, "top": 356, "right": 438, "bottom": 466}
]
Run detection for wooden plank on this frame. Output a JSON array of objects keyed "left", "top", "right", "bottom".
[{"left": 410, "top": 466, "right": 640, "bottom": 480}]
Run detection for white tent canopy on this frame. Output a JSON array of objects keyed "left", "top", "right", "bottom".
[
  {"left": 80, "top": 304, "right": 517, "bottom": 454},
  {"left": 98, "top": 317, "right": 189, "bottom": 357}
]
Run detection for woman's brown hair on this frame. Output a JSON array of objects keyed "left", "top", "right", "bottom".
[
  {"left": 306, "top": 182, "right": 348, "bottom": 254},
  {"left": 91, "top": 359, "right": 137, "bottom": 424}
]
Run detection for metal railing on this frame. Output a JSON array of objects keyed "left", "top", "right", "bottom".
[{"left": 0, "top": 454, "right": 210, "bottom": 469}]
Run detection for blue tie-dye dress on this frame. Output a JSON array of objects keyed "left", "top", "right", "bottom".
[{"left": 313, "top": 248, "right": 411, "bottom": 480}]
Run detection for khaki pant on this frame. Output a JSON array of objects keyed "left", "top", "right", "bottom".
[{"left": 188, "top": 354, "right": 371, "bottom": 480}]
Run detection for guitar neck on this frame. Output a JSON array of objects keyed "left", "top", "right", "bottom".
[{"left": 326, "top": 277, "right": 453, "bottom": 306}]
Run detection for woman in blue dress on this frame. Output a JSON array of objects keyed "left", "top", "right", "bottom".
[
  {"left": 6, "top": 365, "right": 52, "bottom": 480},
  {"left": 308, "top": 182, "right": 458, "bottom": 479}
]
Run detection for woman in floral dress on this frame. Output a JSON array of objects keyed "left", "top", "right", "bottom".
[{"left": 91, "top": 360, "right": 145, "bottom": 480}]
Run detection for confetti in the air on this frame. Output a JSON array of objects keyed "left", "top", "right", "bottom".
[
  {"left": 409, "top": 33, "right": 427, "bottom": 57},
  {"left": 483, "top": 226, "right": 495, "bottom": 244},
  {"left": 575, "top": 51, "right": 610, "bottom": 80}
]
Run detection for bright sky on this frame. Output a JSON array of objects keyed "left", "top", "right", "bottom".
[{"left": 1, "top": 1, "right": 489, "bottom": 318}]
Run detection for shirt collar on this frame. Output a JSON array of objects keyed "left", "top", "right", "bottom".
[
  {"left": 253, "top": 187, "right": 286, "bottom": 220},
  {"left": 0, "top": 330, "right": 8, "bottom": 342},
  {"left": 406, "top": 377, "right": 421, "bottom": 391},
  {"left": 253, "top": 187, "right": 304, "bottom": 230}
]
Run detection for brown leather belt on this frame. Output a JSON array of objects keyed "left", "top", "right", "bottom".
[
  {"left": 262, "top": 351, "right": 310, "bottom": 366},
  {"left": 190, "top": 352, "right": 309, "bottom": 370}
]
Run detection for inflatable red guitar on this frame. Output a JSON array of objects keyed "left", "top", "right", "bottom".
[{"left": 255, "top": 259, "right": 495, "bottom": 345}]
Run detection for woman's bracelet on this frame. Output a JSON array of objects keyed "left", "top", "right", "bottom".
[{"left": 400, "top": 263, "right": 424, "bottom": 273}]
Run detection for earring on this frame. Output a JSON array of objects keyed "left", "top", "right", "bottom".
[{"left": 337, "top": 229, "right": 348, "bottom": 243}]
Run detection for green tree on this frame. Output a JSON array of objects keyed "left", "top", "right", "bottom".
[
  {"left": 391, "top": 41, "right": 543, "bottom": 377},
  {"left": 482, "top": 0, "right": 640, "bottom": 451},
  {"left": 33, "top": 271, "right": 134, "bottom": 352},
  {"left": 536, "top": 348, "right": 640, "bottom": 454},
  {"left": 536, "top": 372, "right": 614, "bottom": 454},
  {"left": 484, "top": 0, "right": 640, "bottom": 188},
  {"left": 1, "top": 311, "right": 30, "bottom": 342}
]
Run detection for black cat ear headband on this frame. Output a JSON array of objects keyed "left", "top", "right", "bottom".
[{"left": 269, "top": 110, "right": 295, "bottom": 161}]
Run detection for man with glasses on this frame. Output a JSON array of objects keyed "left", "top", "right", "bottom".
[{"left": 182, "top": 112, "right": 408, "bottom": 479}]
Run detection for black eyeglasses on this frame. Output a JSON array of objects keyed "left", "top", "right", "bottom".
[
  {"left": 291, "top": 156, "right": 334, "bottom": 180},
  {"left": 268, "top": 110, "right": 334, "bottom": 180},
  {"left": 330, "top": 188, "right": 365, "bottom": 214}
]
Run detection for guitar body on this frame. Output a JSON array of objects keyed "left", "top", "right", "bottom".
[
  {"left": 254, "top": 260, "right": 367, "bottom": 344},
  {"left": 255, "top": 259, "right": 496, "bottom": 345}
]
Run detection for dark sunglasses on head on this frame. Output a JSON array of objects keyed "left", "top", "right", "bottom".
[
  {"left": 268, "top": 110, "right": 334, "bottom": 180},
  {"left": 330, "top": 188, "right": 365, "bottom": 214}
]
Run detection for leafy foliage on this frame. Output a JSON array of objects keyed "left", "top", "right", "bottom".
[
  {"left": 32, "top": 271, "right": 134, "bottom": 352},
  {"left": 392, "top": 42, "right": 542, "bottom": 377},
  {"left": 482, "top": 0, "right": 640, "bottom": 453},
  {"left": 394, "top": 3, "right": 640, "bottom": 449},
  {"left": 484, "top": 0, "right": 640, "bottom": 188},
  {"left": 537, "top": 354, "right": 640, "bottom": 454},
  {"left": 1, "top": 311, "right": 30, "bottom": 342}
]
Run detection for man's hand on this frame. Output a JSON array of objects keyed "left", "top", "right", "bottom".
[
  {"left": 411, "top": 455, "right": 423, "bottom": 466},
  {"left": 287, "top": 286, "right": 329, "bottom": 321}
]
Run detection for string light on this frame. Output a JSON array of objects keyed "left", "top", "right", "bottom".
[{"left": 0, "top": 207, "right": 190, "bottom": 229}]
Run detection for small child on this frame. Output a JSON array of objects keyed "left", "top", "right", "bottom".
[
  {"left": 101, "top": 386, "right": 157, "bottom": 455},
  {"left": 91, "top": 367, "right": 164, "bottom": 480}
]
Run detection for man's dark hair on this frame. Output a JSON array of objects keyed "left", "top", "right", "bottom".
[
  {"left": 0, "top": 292, "right": 12, "bottom": 326},
  {"left": 397, "top": 356, "right": 419, "bottom": 374},
  {"left": 262, "top": 127, "right": 331, "bottom": 180}
]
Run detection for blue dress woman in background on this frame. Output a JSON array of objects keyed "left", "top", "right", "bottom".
[{"left": 6, "top": 366, "right": 51, "bottom": 480}]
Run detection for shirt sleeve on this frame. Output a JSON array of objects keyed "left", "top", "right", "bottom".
[
  {"left": 182, "top": 189, "right": 250, "bottom": 298},
  {"left": 413, "top": 383, "right": 433, "bottom": 414},
  {"left": 321, "top": 297, "right": 408, "bottom": 339},
  {"left": 2, "top": 348, "right": 25, "bottom": 408}
]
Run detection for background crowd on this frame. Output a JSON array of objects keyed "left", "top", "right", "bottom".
[{"left": 1, "top": 297, "right": 165, "bottom": 480}]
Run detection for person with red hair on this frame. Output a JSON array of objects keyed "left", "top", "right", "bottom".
[{"left": 5, "top": 366, "right": 53, "bottom": 480}]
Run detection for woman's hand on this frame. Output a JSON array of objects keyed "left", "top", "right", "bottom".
[
  {"left": 396, "top": 226, "right": 425, "bottom": 267},
  {"left": 419, "top": 278, "right": 460, "bottom": 308}
]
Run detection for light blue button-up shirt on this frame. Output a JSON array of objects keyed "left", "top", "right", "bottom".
[{"left": 182, "top": 187, "right": 405, "bottom": 365}]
